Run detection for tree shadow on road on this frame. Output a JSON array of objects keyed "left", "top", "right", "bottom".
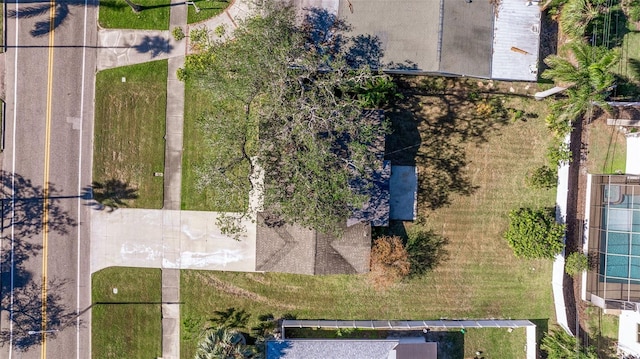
[
  {"left": 0, "top": 278, "right": 81, "bottom": 351},
  {"left": 0, "top": 171, "right": 80, "bottom": 351}
]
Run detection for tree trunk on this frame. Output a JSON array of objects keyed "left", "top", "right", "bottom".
[{"left": 123, "top": 0, "right": 143, "bottom": 13}]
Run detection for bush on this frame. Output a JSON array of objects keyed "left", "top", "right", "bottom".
[
  {"left": 541, "top": 329, "right": 597, "bottom": 359},
  {"left": 172, "top": 26, "right": 185, "bottom": 41},
  {"left": 546, "top": 142, "right": 572, "bottom": 166},
  {"left": 369, "top": 236, "right": 411, "bottom": 289},
  {"left": 504, "top": 207, "right": 565, "bottom": 259},
  {"left": 526, "top": 165, "right": 558, "bottom": 189},
  {"left": 565, "top": 252, "right": 589, "bottom": 275},
  {"left": 405, "top": 227, "right": 448, "bottom": 277}
]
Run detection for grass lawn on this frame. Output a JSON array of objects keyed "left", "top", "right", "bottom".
[
  {"left": 92, "top": 267, "right": 162, "bottom": 359},
  {"left": 586, "top": 118, "right": 627, "bottom": 174},
  {"left": 187, "top": 0, "right": 229, "bottom": 24},
  {"left": 99, "top": 0, "right": 171, "bottom": 30},
  {"left": 93, "top": 60, "right": 167, "bottom": 209},
  {"left": 180, "top": 78, "right": 557, "bottom": 359},
  {"left": 181, "top": 79, "right": 252, "bottom": 212},
  {"left": 583, "top": 306, "right": 619, "bottom": 357}
]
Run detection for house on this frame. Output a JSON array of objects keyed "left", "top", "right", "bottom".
[
  {"left": 306, "top": 0, "right": 542, "bottom": 81},
  {"left": 255, "top": 213, "right": 372, "bottom": 275},
  {"left": 256, "top": 110, "right": 418, "bottom": 275}
]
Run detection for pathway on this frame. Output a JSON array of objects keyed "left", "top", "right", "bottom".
[{"left": 93, "top": 2, "right": 254, "bottom": 358}]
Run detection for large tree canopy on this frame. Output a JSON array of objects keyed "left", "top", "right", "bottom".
[{"left": 181, "top": 2, "right": 395, "bottom": 234}]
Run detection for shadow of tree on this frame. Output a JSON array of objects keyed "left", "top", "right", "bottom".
[
  {"left": 302, "top": 7, "right": 351, "bottom": 59},
  {"left": 0, "top": 171, "right": 78, "bottom": 238},
  {"left": 0, "top": 279, "right": 80, "bottom": 350},
  {"left": 386, "top": 77, "right": 511, "bottom": 211},
  {"left": 133, "top": 35, "right": 173, "bottom": 57},
  {"left": 82, "top": 179, "right": 139, "bottom": 212},
  {"left": 405, "top": 227, "right": 449, "bottom": 277},
  {"left": 7, "top": 0, "right": 176, "bottom": 38},
  {"left": 0, "top": 171, "right": 80, "bottom": 351},
  {"left": 207, "top": 307, "right": 250, "bottom": 330},
  {"left": 345, "top": 34, "right": 383, "bottom": 69}
]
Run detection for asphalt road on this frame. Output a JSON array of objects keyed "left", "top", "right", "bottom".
[{"left": 1, "top": 0, "right": 97, "bottom": 357}]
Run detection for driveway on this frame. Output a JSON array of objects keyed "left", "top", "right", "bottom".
[{"left": 90, "top": 209, "right": 256, "bottom": 273}]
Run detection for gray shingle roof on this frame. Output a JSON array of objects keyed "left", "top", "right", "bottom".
[{"left": 255, "top": 213, "right": 371, "bottom": 275}]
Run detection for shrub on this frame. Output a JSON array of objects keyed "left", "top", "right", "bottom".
[
  {"left": 369, "top": 236, "right": 411, "bottom": 289},
  {"left": 565, "top": 252, "right": 589, "bottom": 275},
  {"left": 405, "top": 227, "right": 448, "bottom": 277},
  {"left": 190, "top": 27, "right": 211, "bottom": 52},
  {"left": 504, "top": 207, "right": 565, "bottom": 259},
  {"left": 546, "top": 142, "right": 572, "bottom": 166},
  {"left": 172, "top": 26, "right": 185, "bottom": 41},
  {"left": 526, "top": 165, "right": 558, "bottom": 189},
  {"left": 541, "top": 329, "right": 597, "bottom": 359}
]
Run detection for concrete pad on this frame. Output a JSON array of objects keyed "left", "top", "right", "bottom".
[
  {"left": 439, "top": 0, "right": 493, "bottom": 77},
  {"left": 627, "top": 133, "right": 640, "bottom": 175},
  {"left": 162, "top": 317, "right": 181, "bottom": 359},
  {"left": 389, "top": 166, "right": 417, "bottom": 221},
  {"left": 163, "top": 303, "right": 180, "bottom": 318},
  {"left": 97, "top": 29, "right": 185, "bottom": 71},
  {"left": 338, "top": 0, "right": 440, "bottom": 71},
  {"left": 90, "top": 209, "right": 257, "bottom": 273},
  {"left": 619, "top": 310, "right": 640, "bottom": 355}
]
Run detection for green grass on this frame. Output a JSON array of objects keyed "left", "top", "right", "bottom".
[
  {"left": 465, "top": 328, "right": 527, "bottom": 359},
  {"left": 99, "top": 0, "right": 171, "bottom": 30},
  {"left": 586, "top": 118, "right": 626, "bottom": 174},
  {"left": 181, "top": 79, "right": 251, "bottom": 212},
  {"left": 615, "top": 30, "right": 640, "bottom": 82},
  {"left": 93, "top": 60, "right": 167, "bottom": 209},
  {"left": 179, "top": 80, "right": 557, "bottom": 358},
  {"left": 92, "top": 267, "right": 162, "bottom": 359},
  {"left": 187, "top": 0, "right": 230, "bottom": 24},
  {"left": 584, "top": 306, "right": 619, "bottom": 358}
]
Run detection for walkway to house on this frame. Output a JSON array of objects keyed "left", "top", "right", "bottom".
[{"left": 94, "top": 1, "right": 253, "bottom": 358}]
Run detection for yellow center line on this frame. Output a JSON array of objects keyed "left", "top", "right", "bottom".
[{"left": 41, "top": 0, "right": 56, "bottom": 357}]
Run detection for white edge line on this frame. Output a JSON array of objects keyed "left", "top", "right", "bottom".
[
  {"left": 77, "top": 0, "right": 89, "bottom": 357},
  {"left": 9, "top": 0, "right": 19, "bottom": 355}
]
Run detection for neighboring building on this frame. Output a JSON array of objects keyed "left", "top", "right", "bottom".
[
  {"left": 267, "top": 319, "right": 538, "bottom": 359},
  {"left": 583, "top": 174, "right": 640, "bottom": 310},
  {"left": 266, "top": 338, "right": 437, "bottom": 359},
  {"left": 333, "top": 0, "right": 542, "bottom": 81},
  {"left": 583, "top": 174, "right": 640, "bottom": 356}
]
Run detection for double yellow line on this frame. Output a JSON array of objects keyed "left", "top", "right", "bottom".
[{"left": 41, "top": 0, "right": 57, "bottom": 356}]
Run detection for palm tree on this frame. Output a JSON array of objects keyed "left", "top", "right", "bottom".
[
  {"left": 542, "top": 41, "right": 619, "bottom": 123},
  {"left": 195, "top": 327, "right": 256, "bottom": 359},
  {"left": 559, "top": 0, "right": 602, "bottom": 40}
]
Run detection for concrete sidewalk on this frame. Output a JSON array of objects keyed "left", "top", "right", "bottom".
[
  {"left": 93, "top": 1, "right": 256, "bottom": 358},
  {"left": 97, "top": 29, "right": 186, "bottom": 70}
]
